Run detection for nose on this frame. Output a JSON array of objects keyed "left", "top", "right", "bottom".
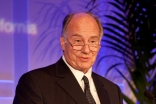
[{"left": 81, "top": 44, "right": 90, "bottom": 53}]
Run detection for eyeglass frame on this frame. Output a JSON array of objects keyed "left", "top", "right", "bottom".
[{"left": 62, "top": 35, "right": 101, "bottom": 52}]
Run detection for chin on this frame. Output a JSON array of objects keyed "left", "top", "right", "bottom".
[{"left": 79, "top": 65, "right": 91, "bottom": 70}]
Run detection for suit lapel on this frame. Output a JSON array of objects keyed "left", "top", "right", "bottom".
[
  {"left": 92, "top": 73, "right": 111, "bottom": 104},
  {"left": 55, "top": 58, "right": 89, "bottom": 104}
]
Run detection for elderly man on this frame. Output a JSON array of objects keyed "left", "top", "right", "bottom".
[{"left": 13, "top": 12, "right": 123, "bottom": 104}]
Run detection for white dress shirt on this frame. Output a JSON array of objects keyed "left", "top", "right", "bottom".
[{"left": 62, "top": 56, "right": 100, "bottom": 104}]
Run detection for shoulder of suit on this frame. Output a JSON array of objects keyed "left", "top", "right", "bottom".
[
  {"left": 21, "top": 63, "right": 57, "bottom": 79},
  {"left": 92, "top": 72, "right": 118, "bottom": 87}
]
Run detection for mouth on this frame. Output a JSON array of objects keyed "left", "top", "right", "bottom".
[{"left": 79, "top": 57, "right": 90, "bottom": 62}]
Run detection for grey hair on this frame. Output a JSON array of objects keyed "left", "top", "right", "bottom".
[{"left": 61, "top": 12, "right": 104, "bottom": 40}]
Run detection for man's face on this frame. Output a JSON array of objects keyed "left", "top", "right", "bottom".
[{"left": 60, "top": 13, "right": 101, "bottom": 73}]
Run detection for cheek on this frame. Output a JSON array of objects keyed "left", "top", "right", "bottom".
[
  {"left": 66, "top": 46, "right": 78, "bottom": 60},
  {"left": 91, "top": 52, "right": 98, "bottom": 61},
  {"left": 71, "top": 51, "right": 80, "bottom": 61}
]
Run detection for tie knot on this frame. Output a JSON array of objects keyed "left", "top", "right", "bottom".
[{"left": 82, "top": 76, "right": 89, "bottom": 85}]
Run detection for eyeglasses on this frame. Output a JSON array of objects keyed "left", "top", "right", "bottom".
[{"left": 64, "top": 37, "right": 100, "bottom": 52}]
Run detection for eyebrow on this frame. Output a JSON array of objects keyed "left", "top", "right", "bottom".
[
  {"left": 70, "top": 34, "right": 99, "bottom": 39},
  {"left": 70, "top": 34, "right": 82, "bottom": 38},
  {"left": 90, "top": 36, "right": 99, "bottom": 38}
]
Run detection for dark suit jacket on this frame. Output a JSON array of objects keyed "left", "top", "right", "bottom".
[{"left": 13, "top": 58, "right": 123, "bottom": 104}]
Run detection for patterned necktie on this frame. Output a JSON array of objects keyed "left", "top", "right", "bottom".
[{"left": 82, "top": 76, "right": 96, "bottom": 104}]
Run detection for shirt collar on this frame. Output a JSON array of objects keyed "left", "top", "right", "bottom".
[{"left": 62, "top": 56, "right": 92, "bottom": 82}]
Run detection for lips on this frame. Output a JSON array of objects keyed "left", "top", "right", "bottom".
[{"left": 79, "top": 57, "right": 90, "bottom": 62}]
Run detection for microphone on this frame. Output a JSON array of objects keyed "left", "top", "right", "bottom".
[{"left": 144, "top": 91, "right": 156, "bottom": 100}]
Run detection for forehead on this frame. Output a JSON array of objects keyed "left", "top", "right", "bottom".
[{"left": 65, "top": 13, "right": 100, "bottom": 38}]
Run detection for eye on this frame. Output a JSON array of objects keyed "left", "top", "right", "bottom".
[
  {"left": 72, "top": 39, "right": 83, "bottom": 44},
  {"left": 89, "top": 40, "right": 98, "bottom": 44},
  {"left": 90, "top": 40, "right": 96, "bottom": 43},
  {"left": 75, "top": 40, "right": 81, "bottom": 42}
]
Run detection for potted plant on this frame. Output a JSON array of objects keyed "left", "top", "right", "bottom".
[{"left": 86, "top": 0, "right": 156, "bottom": 103}]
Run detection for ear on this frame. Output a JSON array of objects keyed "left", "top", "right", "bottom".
[
  {"left": 98, "top": 45, "right": 101, "bottom": 51},
  {"left": 60, "top": 36, "right": 65, "bottom": 50},
  {"left": 99, "top": 45, "right": 101, "bottom": 49}
]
